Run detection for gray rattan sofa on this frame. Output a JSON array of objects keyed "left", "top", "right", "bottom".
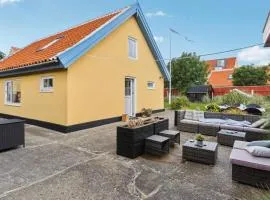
[
  {"left": 230, "top": 141, "right": 270, "bottom": 189},
  {"left": 175, "top": 110, "right": 269, "bottom": 141}
]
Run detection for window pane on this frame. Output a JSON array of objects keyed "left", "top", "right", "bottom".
[
  {"left": 128, "top": 38, "right": 137, "bottom": 59},
  {"left": 12, "top": 81, "right": 21, "bottom": 103}
]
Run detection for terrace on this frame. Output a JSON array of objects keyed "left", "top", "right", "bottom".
[{"left": 0, "top": 110, "right": 268, "bottom": 200}]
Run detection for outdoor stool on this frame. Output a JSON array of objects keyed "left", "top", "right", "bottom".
[
  {"left": 145, "top": 135, "right": 170, "bottom": 156},
  {"left": 159, "top": 130, "right": 180, "bottom": 146}
]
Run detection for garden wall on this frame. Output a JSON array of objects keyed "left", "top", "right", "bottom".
[{"left": 213, "top": 85, "right": 270, "bottom": 96}]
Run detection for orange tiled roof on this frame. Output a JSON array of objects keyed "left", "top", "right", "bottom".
[
  {"left": 208, "top": 69, "right": 234, "bottom": 87},
  {"left": 0, "top": 10, "right": 122, "bottom": 71},
  {"left": 206, "top": 57, "right": 237, "bottom": 71}
]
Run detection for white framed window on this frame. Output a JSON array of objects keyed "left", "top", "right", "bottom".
[
  {"left": 228, "top": 74, "right": 233, "bottom": 80},
  {"left": 4, "top": 80, "right": 21, "bottom": 106},
  {"left": 128, "top": 37, "right": 138, "bottom": 60},
  {"left": 216, "top": 59, "right": 225, "bottom": 70},
  {"left": 147, "top": 81, "right": 156, "bottom": 89},
  {"left": 40, "top": 77, "right": 54, "bottom": 92}
]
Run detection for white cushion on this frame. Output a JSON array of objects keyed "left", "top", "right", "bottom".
[{"left": 245, "top": 146, "right": 270, "bottom": 158}]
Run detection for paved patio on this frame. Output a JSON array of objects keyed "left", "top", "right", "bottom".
[{"left": 0, "top": 110, "right": 268, "bottom": 200}]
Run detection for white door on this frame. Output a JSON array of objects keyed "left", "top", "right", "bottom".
[{"left": 125, "top": 78, "right": 135, "bottom": 116}]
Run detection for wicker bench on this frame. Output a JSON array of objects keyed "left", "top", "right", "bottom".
[
  {"left": 159, "top": 130, "right": 180, "bottom": 146},
  {"left": 145, "top": 135, "right": 170, "bottom": 156},
  {"left": 182, "top": 140, "right": 218, "bottom": 165}
]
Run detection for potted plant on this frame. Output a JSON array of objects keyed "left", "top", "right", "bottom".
[
  {"left": 117, "top": 118, "right": 154, "bottom": 159},
  {"left": 195, "top": 134, "right": 205, "bottom": 147},
  {"left": 141, "top": 108, "right": 152, "bottom": 118}
]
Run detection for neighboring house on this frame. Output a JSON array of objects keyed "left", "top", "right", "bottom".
[
  {"left": 8, "top": 47, "right": 21, "bottom": 56},
  {"left": 206, "top": 57, "right": 237, "bottom": 87},
  {"left": 0, "top": 3, "right": 170, "bottom": 133},
  {"left": 263, "top": 11, "right": 270, "bottom": 47}
]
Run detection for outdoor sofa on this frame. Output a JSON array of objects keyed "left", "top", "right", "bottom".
[
  {"left": 230, "top": 141, "right": 270, "bottom": 188},
  {"left": 0, "top": 119, "right": 25, "bottom": 151},
  {"left": 175, "top": 110, "right": 270, "bottom": 141}
]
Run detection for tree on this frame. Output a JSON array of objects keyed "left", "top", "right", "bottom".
[
  {"left": 232, "top": 65, "right": 269, "bottom": 86},
  {"left": 0, "top": 51, "right": 5, "bottom": 60},
  {"left": 170, "top": 52, "right": 208, "bottom": 93}
]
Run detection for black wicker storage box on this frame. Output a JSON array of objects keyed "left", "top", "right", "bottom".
[
  {"left": 153, "top": 117, "right": 169, "bottom": 134},
  {"left": 0, "top": 119, "right": 25, "bottom": 151}
]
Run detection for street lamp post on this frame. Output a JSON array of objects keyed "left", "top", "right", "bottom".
[{"left": 169, "top": 31, "right": 172, "bottom": 104}]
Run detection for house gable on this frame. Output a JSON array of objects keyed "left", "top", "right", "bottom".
[{"left": 57, "top": 3, "right": 170, "bottom": 81}]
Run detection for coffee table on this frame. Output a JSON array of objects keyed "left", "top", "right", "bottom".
[
  {"left": 217, "top": 129, "right": 246, "bottom": 147},
  {"left": 159, "top": 130, "right": 180, "bottom": 146},
  {"left": 182, "top": 140, "right": 218, "bottom": 165}
]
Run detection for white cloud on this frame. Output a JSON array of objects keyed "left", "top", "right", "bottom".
[
  {"left": 237, "top": 46, "right": 270, "bottom": 66},
  {"left": 0, "top": 0, "right": 21, "bottom": 6},
  {"left": 146, "top": 11, "right": 167, "bottom": 17},
  {"left": 154, "top": 36, "right": 164, "bottom": 43}
]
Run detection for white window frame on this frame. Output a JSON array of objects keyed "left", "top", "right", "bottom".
[
  {"left": 128, "top": 37, "right": 138, "bottom": 60},
  {"left": 216, "top": 59, "right": 225, "bottom": 70},
  {"left": 228, "top": 74, "right": 233, "bottom": 80},
  {"left": 147, "top": 81, "right": 156, "bottom": 90},
  {"left": 4, "top": 80, "right": 21, "bottom": 106},
  {"left": 40, "top": 76, "right": 54, "bottom": 93}
]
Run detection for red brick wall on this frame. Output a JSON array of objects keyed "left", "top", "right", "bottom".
[{"left": 213, "top": 85, "right": 270, "bottom": 96}]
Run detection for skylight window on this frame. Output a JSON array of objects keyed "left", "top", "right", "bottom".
[{"left": 38, "top": 35, "right": 64, "bottom": 51}]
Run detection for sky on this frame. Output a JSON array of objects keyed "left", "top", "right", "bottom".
[{"left": 0, "top": 0, "right": 270, "bottom": 66}]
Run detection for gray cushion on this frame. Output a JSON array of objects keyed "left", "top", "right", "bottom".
[
  {"left": 251, "top": 119, "right": 267, "bottom": 128},
  {"left": 181, "top": 119, "right": 199, "bottom": 125},
  {"left": 230, "top": 148, "right": 270, "bottom": 171},
  {"left": 233, "top": 141, "right": 249, "bottom": 150},
  {"left": 220, "top": 124, "right": 244, "bottom": 132},
  {"left": 247, "top": 140, "right": 270, "bottom": 148},
  {"left": 192, "top": 111, "right": 204, "bottom": 121},
  {"left": 184, "top": 111, "right": 193, "bottom": 120},
  {"left": 245, "top": 146, "right": 270, "bottom": 158}
]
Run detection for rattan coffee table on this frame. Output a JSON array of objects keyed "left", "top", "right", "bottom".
[
  {"left": 217, "top": 129, "right": 246, "bottom": 147},
  {"left": 182, "top": 140, "right": 218, "bottom": 165}
]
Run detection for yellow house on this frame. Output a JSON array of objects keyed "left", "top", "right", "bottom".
[{"left": 0, "top": 3, "right": 170, "bottom": 133}]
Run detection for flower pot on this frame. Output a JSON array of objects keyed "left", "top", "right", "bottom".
[
  {"left": 122, "top": 114, "right": 129, "bottom": 122},
  {"left": 196, "top": 140, "right": 204, "bottom": 147}
]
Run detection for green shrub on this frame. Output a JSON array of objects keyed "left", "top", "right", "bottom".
[
  {"left": 195, "top": 134, "right": 205, "bottom": 141},
  {"left": 171, "top": 96, "right": 190, "bottom": 110},
  {"left": 212, "top": 96, "right": 223, "bottom": 105},
  {"left": 202, "top": 95, "right": 211, "bottom": 103},
  {"left": 247, "top": 95, "right": 264, "bottom": 105},
  {"left": 222, "top": 108, "right": 246, "bottom": 115},
  {"left": 206, "top": 103, "right": 221, "bottom": 112},
  {"left": 222, "top": 91, "right": 249, "bottom": 106}
]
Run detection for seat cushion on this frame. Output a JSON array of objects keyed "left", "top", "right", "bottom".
[
  {"left": 233, "top": 141, "right": 249, "bottom": 150},
  {"left": 220, "top": 124, "right": 244, "bottom": 132},
  {"left": 245, "top": 146, "right": 270, "bottom": 158},
  {"left": 230, "top": 148, "right": 270, "bottom": 171},
  {"left": 181, "top": 119, "right": 199, "bottom": 125}
]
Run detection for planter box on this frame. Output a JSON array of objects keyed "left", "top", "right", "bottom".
[
  {"left": 0, "top": 119, "right": 25, "bottom": 151},
  {"left": 153, "top": 117, "right": 169, "bottom": 134},
  {"left": 117, "top": 123, "right": 154, "bottom": 158}
]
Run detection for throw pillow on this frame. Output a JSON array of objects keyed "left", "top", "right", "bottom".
[
  {"left": 245, "top": 146, "right": 270, "bottom": 158},
  {"left": 247, "top": 140, "right": 270, "bottom": 148},
  {"left": 251, "top": 119, "right": 267, "bottom": 128},
  {"left": 193, "top": 111, "right": 204, "bottom": 121}
]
